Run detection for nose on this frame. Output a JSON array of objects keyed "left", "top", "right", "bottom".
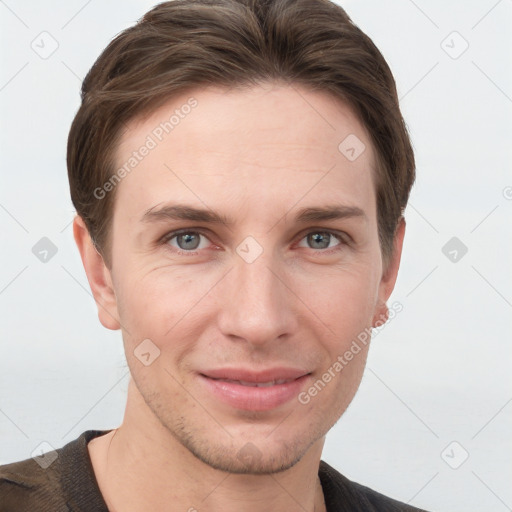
[{"left": 216, "top": 246, "right": 298, "bottom": 347}]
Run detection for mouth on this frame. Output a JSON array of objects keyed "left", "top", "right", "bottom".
[
  {"left": 207, "top": 378, "right": 294, "bottom": 387},
  {"left": 198, "top": 367, "right": 311, "bottom": 411}
]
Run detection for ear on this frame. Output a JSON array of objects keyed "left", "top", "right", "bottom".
[
  {"left": 72, "top": 215, "right": 121, "bottom": 330},
  {"left": 372, "top": 217, "right": 406, "bottom": 327}
]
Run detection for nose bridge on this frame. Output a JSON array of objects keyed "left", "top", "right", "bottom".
[{"left": 217, "top": 242, "right": 295, "bottom": 344}]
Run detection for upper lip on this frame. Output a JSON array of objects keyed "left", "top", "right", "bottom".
[{"left": 200, "top": 367, "right": 310, "bottom": 383}]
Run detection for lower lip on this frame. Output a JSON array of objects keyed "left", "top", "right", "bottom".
[{"left": 199, "top": 374, "right": 311, "bottom": 411}]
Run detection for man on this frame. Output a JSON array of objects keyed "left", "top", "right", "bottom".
[{"left": 0, "top": 0, "right": 428, "bottom": 510}]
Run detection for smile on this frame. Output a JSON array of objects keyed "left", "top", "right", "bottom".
[{"left": 198, "top": 368, "right": 311, "bottom": 411}]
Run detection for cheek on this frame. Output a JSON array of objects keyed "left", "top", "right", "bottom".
[
  {"left": 300, "top": 264, "right": 378, "bottom": 332},
  {"left": 120, "top": 266, "right": 185, "bottom": 312},
  {"left": 117, "top": 269, "right": 213, "bottom": 357}
]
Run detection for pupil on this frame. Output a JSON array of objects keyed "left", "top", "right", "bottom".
[
  {"left": 310, "top": 232, "right": 329, "bottom": 249},
  {"left": 178, "top": 233, "right": 199, "bottom": 250}
]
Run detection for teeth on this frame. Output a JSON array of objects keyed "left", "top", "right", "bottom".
[
  {"left": 239, "top": 380, "right": 275, "bottom": 387},
  {"left": 218, "top": 378, "right": 289, "bottom": 387},
  {"left": 239, "top": 380, "right": 274, "bottom": 388}
]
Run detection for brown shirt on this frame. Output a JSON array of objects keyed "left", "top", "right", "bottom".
[{"left": 0, "top": 429, "right": 429, "bottom": 511}]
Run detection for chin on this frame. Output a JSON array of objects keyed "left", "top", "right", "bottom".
[
  {"left": 183, "top": 436, "right": 308, "bottom": 475},
  {"left": 163, "top": 411, "right": 321, "bottom": 475}
]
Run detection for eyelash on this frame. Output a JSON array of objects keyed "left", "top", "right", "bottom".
[{"left": 160, "top": 228, "right": 350, "bottom": 257}]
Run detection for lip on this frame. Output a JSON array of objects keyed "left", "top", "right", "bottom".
[{"left": 198, "top": 367, "right": 311, "bottom": 411}]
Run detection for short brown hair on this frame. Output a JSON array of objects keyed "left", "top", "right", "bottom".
[{"left": 67, "top": 0, "right": 415, "bottom": 270}]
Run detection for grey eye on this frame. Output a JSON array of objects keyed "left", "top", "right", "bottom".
[
  {"left": 176, "top": 232, "right": 201, "bottom": 250},
  {"left": 164, "top": 231, "right": 207, "bottom": 252},
  {"left": 306, "top": 232, "right": 336, "bottom": 249}
]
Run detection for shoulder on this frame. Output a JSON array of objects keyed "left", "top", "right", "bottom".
[
  {"left": 319, "top": 460, "right": 430, "bottom": 512},
  {"left": 0, "top": 430, "right": 111, "bottom": 512},
  {"left": 0, "top": 455, "right": 65, "bottom": 511}
]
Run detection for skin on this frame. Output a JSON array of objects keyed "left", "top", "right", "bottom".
[{"left": 74, "top": 82, "right": 405, "bottom": 512}]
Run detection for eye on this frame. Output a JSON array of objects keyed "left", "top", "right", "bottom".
[
  {"left": 160, "top": 228, "right": 348, "bottom": 257},
  {"left": 297, "top": 230, "right": 346, "bottom": 252},
  {"left": 162, "top": 230, "right": 212, "bottom": 254}
]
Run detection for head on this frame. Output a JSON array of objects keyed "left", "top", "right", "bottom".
[{"left": 70, "top": 0, "right": 415, "bottom": 474}]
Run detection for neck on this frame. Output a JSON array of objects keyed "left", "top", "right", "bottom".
[{"left": 88, "top": 378, "right": 326, "bottom": 512}]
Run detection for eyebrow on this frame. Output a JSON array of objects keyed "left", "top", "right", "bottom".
[{"left": 140, "top": 203, "right": 367, "bottom": 225}]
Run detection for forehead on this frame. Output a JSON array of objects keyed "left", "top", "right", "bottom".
[{"left": 112, "top": 83, "right": 377, "bottom": 226}]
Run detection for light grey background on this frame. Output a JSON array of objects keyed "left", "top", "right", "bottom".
[{"left": 1, "top": 1, "right": 511, "bottom": 511}]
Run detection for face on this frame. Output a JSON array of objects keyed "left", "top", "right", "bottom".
[{"left": 80, "top": 82, "right": 403, "bottom": 475}]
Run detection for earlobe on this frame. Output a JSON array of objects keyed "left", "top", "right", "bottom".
[
  {"left": 372, "top": 301, "right": 389, "bottom": 328},
  {"left": 72, "top": 215, "right": 121, "bottom": 331},
  {"left": 372, "top": 217, "right": 406, "bottom": 328}
]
